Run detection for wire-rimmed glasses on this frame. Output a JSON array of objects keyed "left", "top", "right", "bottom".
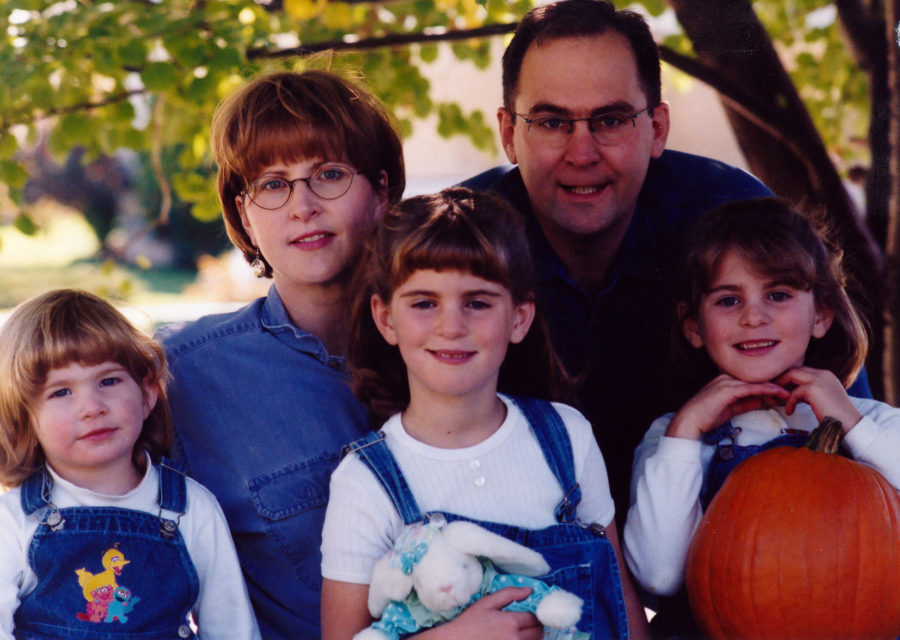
[
  {"left": 243, "top": 162, "right": 361, "bottom": 209},
  {"left": 512, "top": 106, "right": 654, "bottom": 148}
]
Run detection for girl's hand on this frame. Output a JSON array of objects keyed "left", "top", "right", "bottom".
[
  {"left": 666, "top": 374, "right": 790, "bottom": 440},
  {"left": 421, "top": 587, "right": 543, "bottom": 640},
  {"left": 776, "top": 367, "right": 863, "bottom": 430}
]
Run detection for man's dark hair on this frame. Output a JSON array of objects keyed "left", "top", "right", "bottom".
[{"left": 502, "top": 0, "right": 661, "bottom": 112}]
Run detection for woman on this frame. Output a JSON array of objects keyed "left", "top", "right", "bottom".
[{"left": 157, "top": 69, "right": 405, "bottom": 639}]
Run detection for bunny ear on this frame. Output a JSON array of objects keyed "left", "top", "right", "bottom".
[
  {"left": 367, "top": 554, "right": 414, "bottom": 617},
  {"left": 441, "top": 521, "right": 550, "bottom": 577}
]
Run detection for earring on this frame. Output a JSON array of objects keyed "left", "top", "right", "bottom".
[{"left": 250, "top": 249, "right": 266, "bottom": 278}]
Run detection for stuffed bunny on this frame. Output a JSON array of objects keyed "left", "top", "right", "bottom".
[{"left": 353, "top": 519, "right": 585, "bottom": 640}]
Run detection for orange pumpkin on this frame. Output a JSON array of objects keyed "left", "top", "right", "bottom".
[{"left": 685, "top": 418, "right": 900, "bottom": 639}]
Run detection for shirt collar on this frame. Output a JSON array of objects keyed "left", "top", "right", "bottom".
[{"left": 259, "top": 285, "right": 343, "bottom": 365}]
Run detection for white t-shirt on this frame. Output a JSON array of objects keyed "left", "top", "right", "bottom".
[
  {"left": 321, "top": 394, "right": 614, "bottom": 585},
  {"left": 623, "top": 397, "right": 900, "bottom": 597},
  {"left": 0, "top": 457, "right": 261, "bottom": 640}
]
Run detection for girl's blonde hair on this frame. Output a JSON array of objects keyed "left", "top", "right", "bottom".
[
  {"left": 348, "top": 187, "right": 570, "bottom": 421},
  {"left": 674, "top": 197, "right": 869, "bottom": 395},
  {"left": 0, "top": 289, "right": 172, "bottom": 487}
]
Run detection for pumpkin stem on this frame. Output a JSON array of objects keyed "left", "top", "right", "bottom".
[{"left": 805, "top": 416, "right": 845, "bottom": 454}]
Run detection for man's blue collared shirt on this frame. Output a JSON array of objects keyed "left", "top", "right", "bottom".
[
  {"left": 157, "top": 286, "right": 370, "bottom": 640},
  {"left": 462, "top": 150, "right": 779, "bottom": 516}
]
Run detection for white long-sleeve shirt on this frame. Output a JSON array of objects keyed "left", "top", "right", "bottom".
[
  {"left": 0, "top": 458, "right": 261, "bottom": 640},
  {"left": 623, "top": 398, "right": 900, "bottom": 596}
]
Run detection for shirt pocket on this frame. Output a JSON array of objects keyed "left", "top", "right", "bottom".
[{"left": 248, "top": 451, "right": 339, "bottom": 591}]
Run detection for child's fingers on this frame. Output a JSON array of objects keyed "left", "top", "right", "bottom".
[{"left": 476, "top": 586, "right": 534, "bottom": 608}]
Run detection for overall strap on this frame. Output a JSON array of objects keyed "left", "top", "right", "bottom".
[
  {"left": 20, "top": 468, "right": 51, "bottom": 516},
  {"left": 342, "top": 432, "right": 424, "bottom": 525},
  {"left": 157, "top": 457, "right": 188, "bottom": 514},
  {"left": 509, "top": 396, "right": 581, "bottom": 523},
  {"left": 701, "top": 420, "right": 737, "bottom": 447}
]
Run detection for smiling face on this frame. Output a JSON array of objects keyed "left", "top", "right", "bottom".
[
  {"left": 35, "top": 360, "right": 156, "bottom": 488},
  {"left": 371, "top": 269, "right": 535, "bottom": 405},
  {"left": 237, "top": 157, "right": 387, "bottom": 296},
  {"left": 499, "top": 32, "right": 669, "bottom": 249},
  {"left": 682, "top": 250, "right": 834, "bottom": 383}
]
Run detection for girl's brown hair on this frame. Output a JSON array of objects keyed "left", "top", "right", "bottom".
[
  {"left": 211, "top": 69, "right": 405, "bottom": 277},
  {"left": 348, "top": 187, "right": 571, "bottom": 422},
  {"left": 673, "top": 197, "right": 868, "bottom": 395},
  {"left": 0, "top": 290, "right": 172, "bottom": 487}
]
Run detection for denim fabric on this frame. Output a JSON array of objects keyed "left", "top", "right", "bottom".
[
  {"left": 344, "top": 396, "right": 629, "bottom": 639},
  {"left": 156, "top": 286, "right": 371, "bottom": 640},
  {"left": 462, "top": 152, "right": 874, "bottom": 521},
  {"left": 699, "top": 422, "right": 808, "bottom": 509},
  {"left": 14, "top": 462, "right": 198, "bottom": 640}
]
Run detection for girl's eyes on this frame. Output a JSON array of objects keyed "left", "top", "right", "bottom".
[
  {"left": 466, "top": 299, "right": 492, "bottom": 310},
  {"left": 714, "top": 296, "right": 740, "bottom": 308},
  {"left": 47, "top": 388, "right": 70, "bottom": 399},
  {"left": 410, "top": 300, "right": 436, "bottom": 310},
  {"left": 99, "top": 377, "right": 120, "bottom": 387},
  {"left": 768, "top": 290, "right": 792, "bottom": 302}
]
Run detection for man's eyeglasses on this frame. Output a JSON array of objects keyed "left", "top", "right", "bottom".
[
  {"left": 243, "top": 163, "right": 361, "bottom": 210},
  {"left": 513, "top": 106, "right": 654, "bottom": 147}
]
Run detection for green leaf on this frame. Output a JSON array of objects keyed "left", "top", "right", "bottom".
[{"left": 142, "top": 62, "right": 180, "bottom": 91}]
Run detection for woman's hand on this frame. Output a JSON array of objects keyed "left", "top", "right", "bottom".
[
  {"left": 666, "top": 374, "right": 790, "bottom": 440},
  {"left": 776, "top": 367, "right": 862, "bottom": 431}
]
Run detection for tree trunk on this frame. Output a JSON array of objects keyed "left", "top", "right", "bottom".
[
  {"left": 665, "top": 0, "right": 885, "bottom": 395},
  {"left": 883, "top": 0, "right": 900, "bottom": 403}
]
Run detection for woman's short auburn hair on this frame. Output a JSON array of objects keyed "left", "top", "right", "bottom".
[
  {"left": 211, "top": 69, "right": 405, "bottom": 277},
  {"left": 0, "top": 289, "right": 172, "bottom": 488}
]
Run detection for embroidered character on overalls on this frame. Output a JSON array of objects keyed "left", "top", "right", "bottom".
[
  {"left": 73, "top": 545, "right": 139, "bottom": 624},
  {"left": 106, "top": 585, "right": 141, "bottom": 623}
]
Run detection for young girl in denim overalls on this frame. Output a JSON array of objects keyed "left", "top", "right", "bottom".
[
  {"left": 623, "top": 198, "right": 900, "bottom": 637},
  {"left": 0, "top": 289, "right": 261, "bottom": 640},
  {"left": 320, "top": 188, "right": 649, "bottom": 640}
]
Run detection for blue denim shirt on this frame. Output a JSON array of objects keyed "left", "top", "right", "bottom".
[
  {"left": 462, "top": 150, "right": 779, "bottom": 518},
  {"left": 156, "top": 286, "right": 370, "bottom": 640}
]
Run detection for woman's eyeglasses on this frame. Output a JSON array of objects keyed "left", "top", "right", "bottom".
[{"left": 243, "top": 163, "right": 361, "bottom": 209}]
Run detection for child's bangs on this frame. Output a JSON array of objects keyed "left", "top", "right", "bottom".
[
  {"left": 735, "top": 238, "right": 817, "bottom": 291},
  {"left": 32, "top": 314, "right": 151, "bottom": 387},
  {"left": 700, "top": 234, "right": 817, "bottom": 293},
  {"left": 393, "top": 228, "right": 512, "bottom": 291}
]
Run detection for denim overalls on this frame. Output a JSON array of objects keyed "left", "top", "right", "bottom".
[
  {"left": 13, "top": 460, "right": 200, "bottom": 640},
  {"left": 699, "top": 420, "right": 807, "bottom": 508},
  {"left": 343, "top": 396, "right": 630, "bottom": 639}
]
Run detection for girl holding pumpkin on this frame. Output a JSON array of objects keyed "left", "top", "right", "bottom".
[{"left": 623, "top": 198, "right": 900, "bottom": 628}]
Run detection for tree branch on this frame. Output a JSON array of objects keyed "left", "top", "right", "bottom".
[{"left": 246, "top": 22, "right": 518, "bottom": 58}]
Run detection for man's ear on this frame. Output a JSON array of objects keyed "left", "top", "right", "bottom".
[
  {"left": 509, "top": 301, "right": 536, "bottom": 344},
  {"left": 649, "top": 101, "right": 670, "bottom": 159},
  {"left": 371, "top": 294, "right": 399, "bottom": 346},
  {"left": 812, "top": 306, "right": 834, "bottom": 339},
  {"left": 678, "top": 301, "right": 704, "bottom": 349},
  {"left": 497, "top": 107, "right": 518, "bottom": 165}
]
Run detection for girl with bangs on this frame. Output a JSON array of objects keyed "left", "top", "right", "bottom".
[
  {"left": 623, "top": 198, "right": 900, "bottom": 634},
  {"left": 0, "top": 289, "right": 259, "bottom": 639},
  {"left": 155, "top": 69, "right": 405, "bottom": 639},
  {"left": 321, "top": 187, "right": 649, "bottom": 640}
]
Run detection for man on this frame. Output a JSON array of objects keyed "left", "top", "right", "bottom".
[{"left": 462, "top": 0, "right": 775, "bottom": 523}]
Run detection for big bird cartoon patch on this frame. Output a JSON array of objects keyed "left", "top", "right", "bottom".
[{"left": 74, "top": 545, "right": 140, "bottom": 624}]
